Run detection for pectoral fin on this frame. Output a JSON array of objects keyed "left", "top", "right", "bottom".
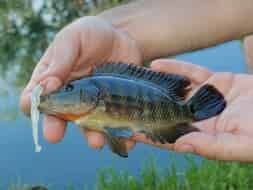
[{"left": 106, "top": 134, "right": 128, "bottom": 158}]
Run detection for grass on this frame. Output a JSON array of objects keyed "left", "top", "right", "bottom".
[
  {"left": 5, "top": 155, "right": 253, "bottom": 190},
  {"left": 96, "top": 155, "right": 253, "bottom": 190}
]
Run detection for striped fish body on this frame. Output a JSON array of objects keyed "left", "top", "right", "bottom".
[
  {"left": 39, "top": 63, "right": 226, "bottom": 157},
  {"left": 76, "top": 75, "right": 192, "bottom": 139}
]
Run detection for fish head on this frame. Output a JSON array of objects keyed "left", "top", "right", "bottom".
[{"left": 38, "top": 79, "right": 99, "bottom": 121}]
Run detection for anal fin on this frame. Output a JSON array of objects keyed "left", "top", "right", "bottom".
[
  {"left": 145, "top": 123, "right": 199, "bottom": 144},
  {"left": 106, "top": 134, "right": 128, "bottom": 157},
  {"left": 104, "top": 127, "right": 133, "bottom": 157}
]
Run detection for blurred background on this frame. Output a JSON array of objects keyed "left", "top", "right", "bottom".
[{"left": 0, "top": 0, "right": 250, "bottom": 189}]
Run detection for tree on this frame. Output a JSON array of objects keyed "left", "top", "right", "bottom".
[{"left": 0, "top": 0, "right": 128, "bottom": 86}]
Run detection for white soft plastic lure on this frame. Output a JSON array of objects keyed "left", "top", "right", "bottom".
[{"left": 31, "top": 85, "right": 43, "bottom": 152}]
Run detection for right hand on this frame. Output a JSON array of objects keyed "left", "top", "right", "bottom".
[
  {"left": 134, "top": 59, "right": 253, "bottom": 162},
  {"left": 20, "top": 16, "right": 142, "bottom": 148}
]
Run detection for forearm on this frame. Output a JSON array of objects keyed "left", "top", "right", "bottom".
[{"left": 98, "top": 0, "right": 253, "bottom": 60}]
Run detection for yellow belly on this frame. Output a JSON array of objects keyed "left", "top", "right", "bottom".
[{"left": 74, "top": 107, "right": 142, "bottom": 132}]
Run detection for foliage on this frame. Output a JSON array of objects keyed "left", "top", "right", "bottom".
[
  {"left": 0, "top": 0, "right": 129, "bottom": 86},
  {"left": 96, "top": 156, "right": 253, "bottom": 190},
  {"left": 5, "top": 156, "right": 253, "bottom": 189}
]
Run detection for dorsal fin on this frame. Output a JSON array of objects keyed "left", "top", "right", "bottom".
[{"left": 94, "top": 62, "right": 191, "bottom": 100}]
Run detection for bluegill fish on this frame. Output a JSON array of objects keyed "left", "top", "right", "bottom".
[{"left": 38, "top": 63, "right": 226, "bottom": 157}]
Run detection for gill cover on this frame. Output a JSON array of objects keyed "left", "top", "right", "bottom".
[{"left": 38, "top": 79, "right": 100, "bottom": 121}]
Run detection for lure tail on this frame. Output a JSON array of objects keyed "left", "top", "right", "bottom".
[{"left": 187, "top": 84, "right": 226, "bottom": 121}]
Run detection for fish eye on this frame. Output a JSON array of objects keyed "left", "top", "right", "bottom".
[{"left": 65, "top": 84, "right": 74, "bottom": 92}]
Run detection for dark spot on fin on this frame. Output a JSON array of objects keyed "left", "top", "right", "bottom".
[
  {"left": 144, "top": 123, "right": 199, "bottom": 144},
  {"left": 187, "top": 84, "right": 226, "bottom": 121},
  {"left": 94, "top": 62, "right": 191, "bottom": 101},
  {"left": 105, "top": 133, "right": 128, "bottom": 158}
]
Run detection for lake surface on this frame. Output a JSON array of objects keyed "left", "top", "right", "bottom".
[{"left": 0, "top": 41, "right": 248, "bottom": 189}]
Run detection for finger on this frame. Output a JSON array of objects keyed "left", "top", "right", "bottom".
[
  {"left": 25, "top": 45, "right": 54, "bottom": 92},
  {"left": 192, "top": 117, "right": 219, "bottom": 134},
  {"left": 174, "top": 132, "right": 253, "bottom": 162},
  {"left": 81, "top": 128, "right": 135, "bottom": 151},
  {"left": 204, "top": 72, "right": 234, "bottom": 99},
  {"left": 30, "top": 30, "right": 80, "bottom": 85},
  {"left": 151, "top": 59, "right": 213, "bottom": 85},
  {"left": 43, "top": 115, "right": 67, "bottom": 144},
  {"left": 20, "top": 45, "right": 54, "bottom": 115},
  {"left": 42, "top": 29, "right": 80, "bottom": 82},
  {"left": 81, "top": 128, "right": 106, "bottom": 149},
  {"left": 150, "top": 58, "right": 233, "bottom": 98}
]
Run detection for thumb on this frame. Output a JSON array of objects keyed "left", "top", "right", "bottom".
[
  {"left": 20, "top": 28, "right": 80, "bottom": 115},
  {"left": 38, "top": 27, "right": 81, "bottom": 84},
  {"left": 174, "top": 132, "right": 253, "bottom": 162}
]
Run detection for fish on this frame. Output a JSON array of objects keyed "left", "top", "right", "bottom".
[{"left": 38, "top": 63, "right": 226, "bottom": 157}]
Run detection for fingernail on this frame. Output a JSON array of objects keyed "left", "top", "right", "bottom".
[{"left": 177, "top": 144, "right": 194, "bottom": 153}]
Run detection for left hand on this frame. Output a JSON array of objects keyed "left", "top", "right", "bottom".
[{"left": 19, "top": 16, "right": 142, "bottom": 148}]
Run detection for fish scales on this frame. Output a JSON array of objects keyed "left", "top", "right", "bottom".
[
  {"left": 90, "top": 75, "right": 186, "bottom": 124},
  {"left": 38, "top": 63, "right": 226, "bottom": 157}
]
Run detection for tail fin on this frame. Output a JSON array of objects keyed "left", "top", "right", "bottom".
[{"left": 187, "top": 84, "right": 226, "bottom": 121}]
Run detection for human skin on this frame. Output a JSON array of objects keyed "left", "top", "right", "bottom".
[
  {"left": 244, "top": 35, "right": 253, "bottom": 71},
  {"left": 20, "top": 0, "right": 253, "bottom": 160},
  {"left": 100, "top": 0, "right": 253, "bottom": 60}
]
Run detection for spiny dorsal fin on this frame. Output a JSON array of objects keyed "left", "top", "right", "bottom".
[{"left": 94, "top": 62, "right": 191, "bottom": 101}]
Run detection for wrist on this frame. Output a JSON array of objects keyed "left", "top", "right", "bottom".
[
  {"left": 95, "top": 15, "right": 144, "bottom": 65},
  {"left": 97, "top": 7, "right": 148, "bottom": 61}
]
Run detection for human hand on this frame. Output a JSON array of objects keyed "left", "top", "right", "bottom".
[
  {"left": 20, "top": 16, "right": 142, "bottom": 146},
  {"left": 136, "top": 59, "right": 253, "bottom": 162}
]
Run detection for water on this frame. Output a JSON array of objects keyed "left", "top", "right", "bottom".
[{"left": 0, "top": 41, "right": 247, "bottom": 189}]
